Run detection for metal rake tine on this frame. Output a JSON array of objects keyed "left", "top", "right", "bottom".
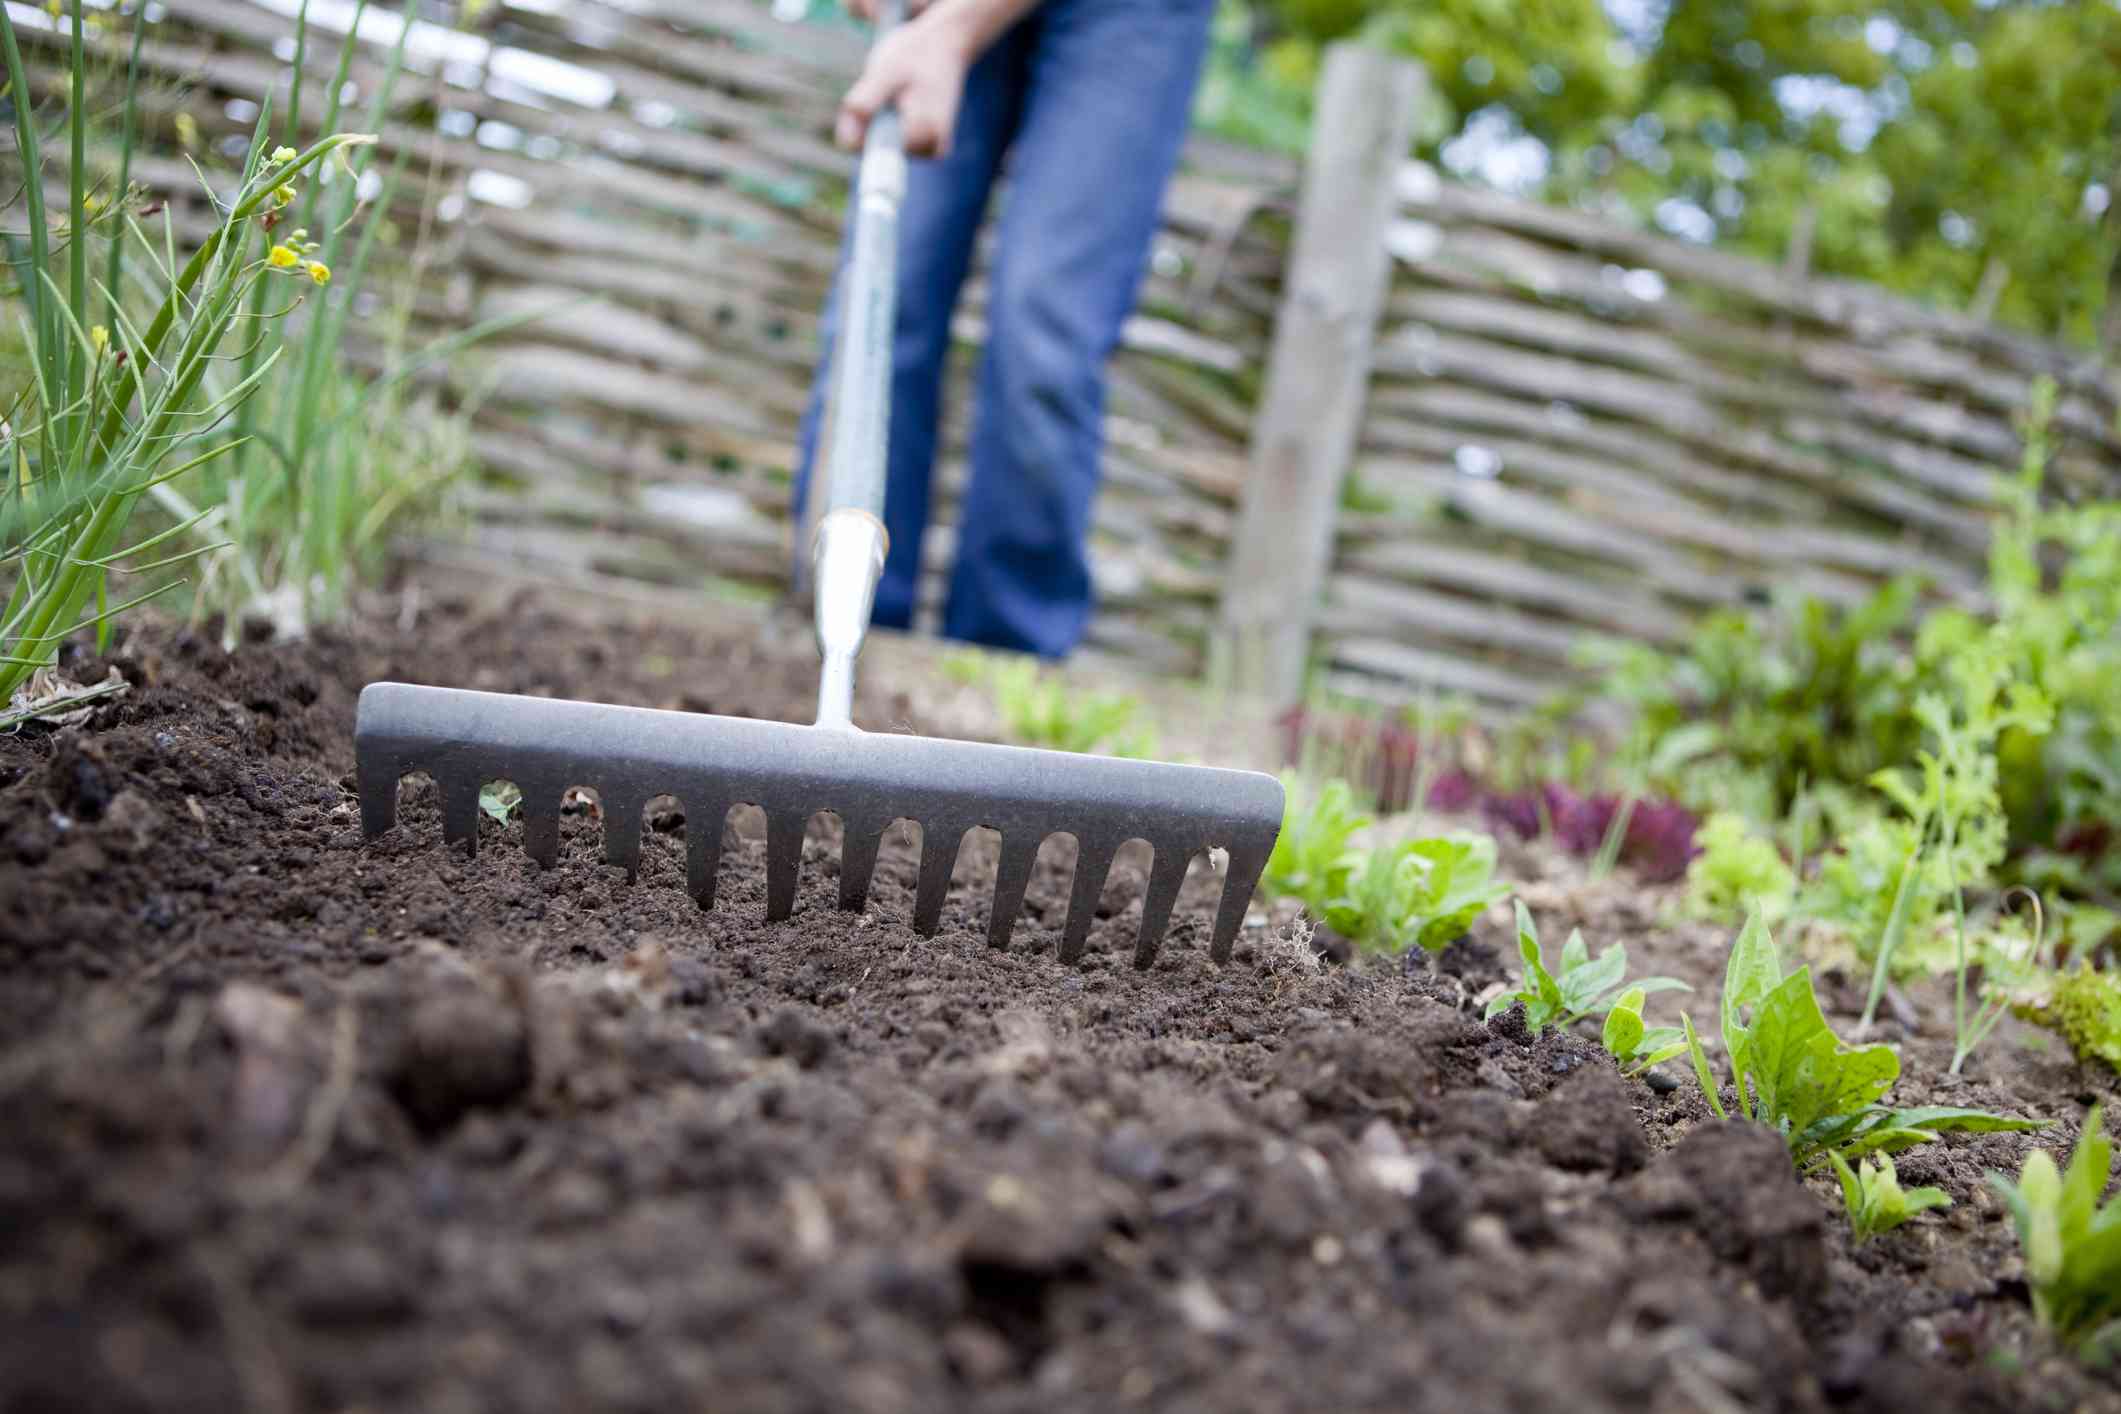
[
  {"left": 358, "top": 759, "right": 399, "bottom": 838},
  {"left": 521, "top": 782, "right": 561, "bottom": 869},
  {"left": 764, "top": 810, "right": 807, "bottom": 921},
  {"left": 1209, "top": 845, "right": 1271, "bottom": 963},
  {"left": 1129, "top": 843, "right": 1195, "bottom": 970},
  {"left": 1057, "top": 839, "right": 1116, "bottom": 964},
  {"left": 986, "top": 834, "right": 1041, "bottom": 950},
  {"left": 685, "top": 798, "right": 729, "bottom": 910},
  {"left": 837, "top": 817, "right": 885, "bottom": 913},
  {"left": 912, "top": 822, "right": 961, "bottom": 935},
  {"left": 441, "top": 772, "right": 482, "bottom": 856},
  {"left": 602, "top": 789, "right": 646, "bottom": 881}
]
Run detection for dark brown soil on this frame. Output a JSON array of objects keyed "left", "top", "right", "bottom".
[{"left": 2, "top": 591, "right": 2116, "bottom": 1414}]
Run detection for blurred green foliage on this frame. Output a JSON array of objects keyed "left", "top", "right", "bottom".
[{"left": 1196, "top": 0, "right": 2120, "bottom": 342}]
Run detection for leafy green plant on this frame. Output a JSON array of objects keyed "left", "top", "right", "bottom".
[
  {"left": 1683, "top": 909, "right": 2041, "bottom": 1168},
  {"left": 1263, "top": 775, "right": 1369, "bottom": 904},
  {"left": 1828, "top": 1150, "right": 1950, "bottom": 1242},
  {"left": 1264, "top": 779, "right": 1508, "bottom": 955},
  {"left": 479, "top": 780, "right": 522, "bottom": 826},
  {"left": 1602, "top": 985, "right": 1690, "bottom": 1077},
  {"left": 988, "top": 658, "right": 1154, "bottom": 757},
  {"left": 0, "top": 7, "right": 373, "bottom": 710},
  {"left": 1485, "top": 900, "right": 1687, "bottom": 1036},
  {"left": 1683, "top": 811, "right": 1797, "bottom": 923},
  {"left": 1847, "top": 646, "right": 2053, "bottom": 1020},
  {"left": 2009, "top": 963, "right": 2121, "bottom": 1076},
  {"left": 1324, "top": 831, "right": 1510, "bottom": 955},
  {"left": 1989, "top": 1107, "right": 2121, "bottom": 1363}
]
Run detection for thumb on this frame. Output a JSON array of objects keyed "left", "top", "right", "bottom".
[{"left": 836, "top": 64, "right": 894, "bottom": 149}]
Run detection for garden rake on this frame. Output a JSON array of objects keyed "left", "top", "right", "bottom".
[{"left": 352, "top": 6, "right": 1285, "bottom": 968}]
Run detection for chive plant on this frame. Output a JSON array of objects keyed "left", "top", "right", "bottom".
[{"left": 0, "top": 3, "right": 374, "bottom": 709}]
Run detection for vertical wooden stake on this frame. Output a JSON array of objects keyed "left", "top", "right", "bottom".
[{"left": 1215, "top": 44, "right": 1423, "bottom": 703}]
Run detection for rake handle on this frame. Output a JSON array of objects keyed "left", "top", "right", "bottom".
[{"left": 812, "top": 0, "right": 908, "bottom": 730}]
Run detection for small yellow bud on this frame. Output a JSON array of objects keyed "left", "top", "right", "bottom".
[
  {"left": 273, "top": 183, "right": 297, "bottom": 207},
  {"left": 272, "top": 145, "right": 298, "bottom": 163},
  {"left": 290, "top": 227, "right": 309, "bottom": 241},
  {"left": 174, "top": 113, "right": 199, "bottom": 149},
  {"left": 44, "top": 0, "right": 60, "bottom": 16},
  {"left": 267, "top": 244, "right": 299, "bottom": 269},
  {"left": 81, "top": 193, "right": 101, "bottom": 215},
  {"left": 306, "top": 261, "right": 332, "bottom": 287},
  {"left": 90, "top": 325, "right": 109, "bottom": 354}
]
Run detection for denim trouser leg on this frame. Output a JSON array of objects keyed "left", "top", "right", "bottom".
[
  {"left": 790, "top": 33, "right": 1027, "bottom": 627},
  {"left": 791, "top": 0, "right": 1212, "bottom": 653},
  {"left": 941, "top": 0, "right": 1215, "bottom": 656}
]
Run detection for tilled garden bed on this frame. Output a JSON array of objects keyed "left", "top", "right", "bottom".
[{"left": 1, "top": 592, "right": 2115, "bottom": 1413}]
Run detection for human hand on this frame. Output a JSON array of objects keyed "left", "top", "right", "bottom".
[
  {"left": 842, "top": 0, "right": 931, "bottom": 19},
  {"left": 835, "top": 16, "right": 969, "bottom": 157}
]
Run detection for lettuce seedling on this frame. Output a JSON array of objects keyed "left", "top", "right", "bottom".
[
  {"left": 1264, "top": 776, "right": 1370, "bottom": 905},
  {"left": 1603, "top": 985, "right": 1689, "bottom": 1077},
  {"left": 1989, "top": 1107, "right": 2121, "bottom": 1362},
  {"left": 1325, "top": 832, "right": 1510, "bottom": 955},
  {"left": 1684, "top": 908, "right": 2041, "bottom": 1167},
  {"left": 1684, "top": 811, "right": 1795, "bottom": 923},
  {"left": 1828, "top": 1151, "right": 1950, "bottom": 1242},
  {"left": 479, "top": 780, "right": 521, "bottom": 824},
  {"left": 2010, "top": 963, "right": 2121, "bottom": 1076},
  {"left": 1486, "top": 901, "right": 1687, "bottom": 1036}
]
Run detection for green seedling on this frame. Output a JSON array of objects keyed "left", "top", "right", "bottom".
[
  {"left": 1487, "top": 900, "right": 1687, "bottom": 1036},
  {"left": 1684, "top": 811, "right": 1796, "bottom": 923},
  {"left": 1829, "top": 1151, "right": 1950, "bottom": 1242},
  {"left": 1602, "top": 985, "right": 1689, "bottom": 1077},
  {"left": 1264, "top": 776, "right": 1370, "bottom": 905},
  {"left": 988, "top": 658, "right": 1153, "bottom": 757},
  {"left": 1684, "top": 908, "right": 2041, "bottom": 1167},
  {"left": 2010, "top": 962, "right": 2121, "bottom": 1076},
  {"left": 479, "top": 780, "right": 522, "bottom": 825},
  {"left": 1264, "top": 780, "right": 1508, "bottom": 956},
  {"left": 1324, "top": 831, "right": 1510, "bottom": 955},
  {"left": 1989, "top": 1107, "right": 2121, "bottom": 1362}
]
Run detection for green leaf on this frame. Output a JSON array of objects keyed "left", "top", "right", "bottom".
[
  {"left": 1407, "top": 833, "right": 1509, "bottom": 952},
  {"left": 1828, "top": 1150, "right": 1864, "bottom": 1223},
  {"left": 1629, "top": 1039, "right": 1689, "bottom": 1073},
  {"left": 1559, "top": 929, "right": 1590, "bottom": 974},
  {"left": 1559, "top": 937, "right": 1630, "bottom": 1018},
  {"left": 1603, "top": 991, "right": 1646, "bottom": 1061},
  {"left": 1721, "top": 906, "right": 1783, "bottom": 1067},
  {"left": 1742, "top": 967, "right": 1899, "bottom": 1139},
  {"left": 1684, "top": 1013, "right": 1726, "bottom": 1120}
]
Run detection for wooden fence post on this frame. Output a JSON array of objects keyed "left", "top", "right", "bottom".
[{"left": 1215, "top": 43, "right": 1424, "bottom": 702}]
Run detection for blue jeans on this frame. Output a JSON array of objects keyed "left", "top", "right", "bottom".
[{"left": 793, "top": 0, "right": 1215, "bottom": 658}]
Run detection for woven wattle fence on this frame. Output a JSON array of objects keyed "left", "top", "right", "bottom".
[{"left": 9, "top": 0, "right": 2118, "bottom": 702}]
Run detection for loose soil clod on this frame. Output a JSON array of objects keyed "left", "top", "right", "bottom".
[{"left": 0, "top": 597, "right": 2114, "bottom": 1413}]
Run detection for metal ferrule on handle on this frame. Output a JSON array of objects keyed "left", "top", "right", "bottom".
[{"left": 813, "top": 0, "right": 907, "bottom": 730}]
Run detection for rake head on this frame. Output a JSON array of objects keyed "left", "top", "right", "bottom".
[{"left": 354, "top": 682, "right": 1286, "bottom": 968}]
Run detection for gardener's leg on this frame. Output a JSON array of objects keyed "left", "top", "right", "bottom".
[
  {"left": 940, "top": 0, "right": 1215, "bottom": 656},
  {"left": 791, "top": 31, "right": 1030, "bottom": 628}
]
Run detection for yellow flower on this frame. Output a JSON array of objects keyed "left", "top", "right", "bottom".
[
  {"left": 267, "top": 244, "right": 299, "bottom": 269},
  {"left": 44, "top": 0, "right": 59, "bottom": 16},
  {"left": 273, "top": 183, "right": 297, "bottom": 207},
  {"left": 272, "top": 145, "right": 297, "bottom": 164},
  {"left": 306, "top": 261, "right": 332, "bottom": 287},
  {"left": 89, "top": 325, "right": 108, "bottom": 355},
  {"left": 81, "top": 193, "right": 101, "bottom": 215},
  {"left": 174, "top": 113, "right": 199, "bottom": 149}
]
